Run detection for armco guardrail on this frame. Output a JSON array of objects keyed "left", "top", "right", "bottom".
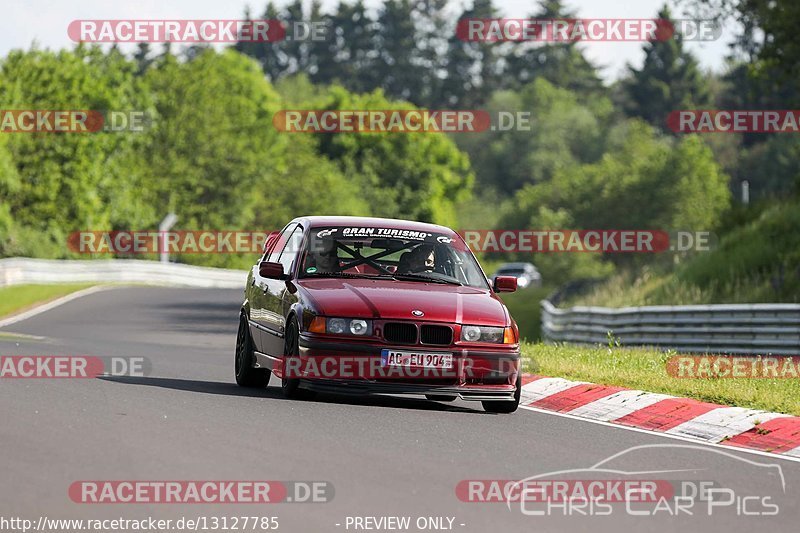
[
  {"left": 541, "top": 299, "right": 800, "bottom": 355},
  {"left": 0, "top": 258, "right": 246, "bottom": 289}
]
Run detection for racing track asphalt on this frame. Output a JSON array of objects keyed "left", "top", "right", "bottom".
[{"left": 1, "top": 286, "right": 800, "bottom": 533}]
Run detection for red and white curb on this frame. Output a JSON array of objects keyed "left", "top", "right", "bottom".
[{"left": 520, "top": 375, "right": 800, "bottom": 459}]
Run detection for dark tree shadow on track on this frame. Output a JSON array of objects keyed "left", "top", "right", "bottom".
[
  {"left": 152, "top": 301, "right": 240, "bottom": 335},
  {"left": 98, "top": 376, "right": 483, "bottom": 413},
  {"left": 98, "top": 375, "right": 284, "bottom": 398}
]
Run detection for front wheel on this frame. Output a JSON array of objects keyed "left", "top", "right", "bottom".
[
  {"left": 482, "top": 373, "right": 521, "bottom": 414},
  {"left": 281, "top": 319, "right": 316, "bottom": 400},
  {"left": 235, "top": 316, "right": 271, "bottom": 387}
]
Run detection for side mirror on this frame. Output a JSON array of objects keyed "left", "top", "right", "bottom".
[
  {"left": 259, "top": 261, "right": 286, "bottom": 280},
  {"left": 493, "top": 275, "right": 517, "bottom": 293}
]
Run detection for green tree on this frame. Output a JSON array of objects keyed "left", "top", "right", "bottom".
[
  {"left": 0, "top": 45, "right": 154, "bottom": 240},
  {"left": 454, "top": 78, "right": 613, "bottom": 195},
  {"left": 373, "top": 0, "right": 424, "bottom": 102},
  {"left": 316, "top": 87, "right": 474, "bottom": 226},
  {"left": 504, "top": 0, "right": 604, "bottom": 96},
  {"left": 0, "top": 136, "right": 21, "bottom": 253},
  {"left": 234, "top": 2, "right": 286, "bottom": 81},
  {"left": 324, "top": 1, "right": 379, "bottom": 91},
  {"left": 143, "top": 49, "right": 285, "bottom": 236},
  {"left": 622, "top": 5, "right": 710, "bottom": 129},
  {"left": 438, "top": 0, "right": 501, "bottom": 108},
  {"left": 502, "top": 120, "right": 730, "bottom": 279}
]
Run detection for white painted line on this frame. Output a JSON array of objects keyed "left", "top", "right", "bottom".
[
  {"left": 784, "top": 445, "right": 800, "bottom": 458},
  {"left": 568, "top": 388, "right": 675, "bottom": 421},
  {"left": 519, "top": 404, "right": 800, "bottom": 464},
  {"left": 0, "top": 285, "right": 111, "bottom": 328},
  {"left": 666, "top": 407, "right": 790, "bottom": 443},
  {"left": 520, "top": 377, "right": 587, "bottom": 406}
]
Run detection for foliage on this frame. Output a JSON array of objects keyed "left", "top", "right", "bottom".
[
  {"left": 620, "top": 5, "right": 711, "bottom": 130},
  {"left": 314, "top": 87, "right": 474, "bottom": 226},
  {"left": 236, "top": 0, "right": 604, "bottom": 108},
  {"left": 454, "top": 78, "right": 613, "bottom": 195}
]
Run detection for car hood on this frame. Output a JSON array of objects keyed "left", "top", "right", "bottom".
[{"left": 296, "top": 278, "right": 509, "bottom": 326}]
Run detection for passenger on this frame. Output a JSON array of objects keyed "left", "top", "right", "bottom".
[{"left": 398, "top": 244, "right": 435, "bottom": 274}]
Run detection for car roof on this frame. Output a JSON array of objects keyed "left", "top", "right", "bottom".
[{"left": 292, "top": 216, "right": 458, "bottom": 237}]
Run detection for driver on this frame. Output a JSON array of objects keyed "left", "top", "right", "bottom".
[{"left": 310, "top": 238, "right": 339, "bottom": 272}]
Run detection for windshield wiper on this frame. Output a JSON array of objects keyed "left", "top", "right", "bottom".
[{"left": 391, "top": 273, "right": 463, "bottom": 286}]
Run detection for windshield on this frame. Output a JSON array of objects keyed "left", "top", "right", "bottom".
[{"left": 299, "top": 226, "right": 489, "bottom": 289}]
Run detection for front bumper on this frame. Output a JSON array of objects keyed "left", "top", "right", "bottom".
[
  {"left": 301, "top": 379, "right": 517, "bottom": 401},
  {"left": 284, "top": 334, "right": 520, "bottom": 402}
]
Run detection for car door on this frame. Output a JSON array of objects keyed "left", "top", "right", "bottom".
[
  {"left": 249, "top": 224, "right": 294, "bottom": 354},
  {"left": 256, "top": 223, "right": 304, "bottom": 358}
]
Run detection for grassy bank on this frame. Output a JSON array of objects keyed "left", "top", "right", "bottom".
[
  {"left": 499, "top": 285, "right": 552, "bottom": 341},
  {"left": 567, "top": 201, "right": 800, "bottom": 307},
  {"left": 0, "top": 284, "right": 94, "bottom": 319},
  {"left": 521, "top": 342, "right": 800, "bottom": 416}
]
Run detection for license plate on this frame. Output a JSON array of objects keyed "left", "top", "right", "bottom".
[{"left": 381, "top": 349, "right": 453, "bottom": 369}]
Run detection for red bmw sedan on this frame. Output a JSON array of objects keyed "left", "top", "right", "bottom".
[{"left": 235, "top": 216, "right": 522, "bottom": 413}]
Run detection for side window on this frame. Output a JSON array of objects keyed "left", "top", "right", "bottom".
[
  {"left": 260, "top": 231, "right": 281, "bottom": 261},
  {"left": 266, "top": 224, "right": 296, "bottom": 263},
  {"left": 277, "top": 225, "right": 304, "bottom": 275}
]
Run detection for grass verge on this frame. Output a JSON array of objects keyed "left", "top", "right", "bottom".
[
  {"left": 498, "top": 285, "right": 552, "bottom": 342},
  {"left": 566, "top": 201, "right": 800, "bottom": 306},
  {"left": 0, "top": 284, "right": 95, "bottom": 319},
  {"left": 521, "top": 342, "right": 800, "bottom": 416}
]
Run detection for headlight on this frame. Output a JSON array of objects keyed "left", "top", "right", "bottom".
[
  {"left": 312, "top": 317, "right": 372, "bottom": 336},
  {"left": 328, "top": 318, "right": 347, "bottom": 334},
  {"left": 461, "top": 325, "right": 508, "bottom": 343},
  {"left": 350, "top": 319, "right": 369, "bottom": 335}
]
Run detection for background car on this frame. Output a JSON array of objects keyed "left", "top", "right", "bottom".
[{"left": 492, "top": 262, "right": 542, "bottom": 289}]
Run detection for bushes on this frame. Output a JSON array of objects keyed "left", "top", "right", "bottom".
[{"left": 0, "top": 49, "right": 473, "bottom": 267}]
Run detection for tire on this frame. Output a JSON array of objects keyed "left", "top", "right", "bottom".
[
  {"left": 482, "top": 373, "right": 521, "bottom": 414},
  {"left": 235, "top": 315, "right": 271, "bottom": 387},
  {"left": 281, "top": 319, "right": 316, "bottom": 400},
  {"left": 425, "top": 394, "right": 457, "bottom": 402}
]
